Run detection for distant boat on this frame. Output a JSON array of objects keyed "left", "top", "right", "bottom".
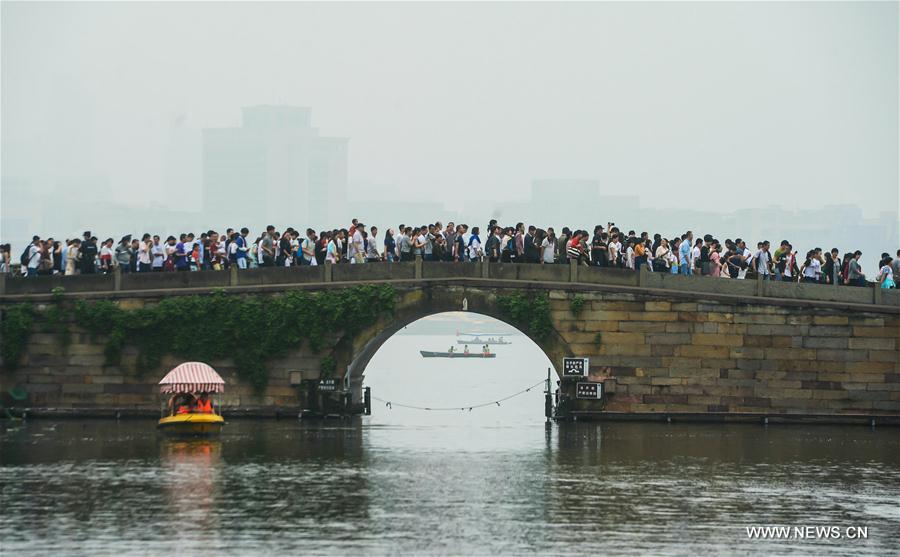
[
  {"left": 456, "top": 337, "right": 510, "bottom": 345},
  {"left": 456, "top": 331, "right": 512, "bottom": 345},
  {"left": 420, "top": 350, "right": 496, "bottom": 358}
]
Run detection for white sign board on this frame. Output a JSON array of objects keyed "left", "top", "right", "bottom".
[
  {"left": 563, "top": 357, "right": 589, "bottom": 378},
  {"left": 576, "top": 382, "right": 603, "bottom": 399}
]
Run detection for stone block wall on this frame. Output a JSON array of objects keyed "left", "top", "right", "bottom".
[
  {"left": 1, "top": 308, "right": 331, "bottom": 415},
  {"left": 2, "top": 276, "right": 898, "bottom": 420},
  {"left": 549, "top": 291, "right": 900, "bottom": 416}
]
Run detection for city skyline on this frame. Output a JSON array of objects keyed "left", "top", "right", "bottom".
[{"left": 2, "top": 2, "right": 897, "bottom": 265}]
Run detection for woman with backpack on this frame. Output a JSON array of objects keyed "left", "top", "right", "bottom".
[
  {"left": 800, "top": 251, "right": 821, "bottom": 284},
  {"left": 876, "top": 256, "right": 896, "bottom": 289}
]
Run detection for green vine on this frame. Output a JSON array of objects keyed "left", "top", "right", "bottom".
[
  {"left": 1, "top": 304, "right": 34, "bottom": 372},
  {"left": 570, "top": 295, "right": 586, "bottom": 317},
  {"left": 70, "top": 284, "right": 395, "bottom": 392},
  {"left": 320, "top": 355, "right": 336, "bottom": 378},
  {"left": 42, "top": 288, "right": 72, "bottom": 349},
  {"left": 496, "top": 291, "right": 554, "bottom": 341}
]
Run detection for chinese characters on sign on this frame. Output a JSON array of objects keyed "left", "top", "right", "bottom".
[
  {"left": 576, "top": 382, "right": 603, "bottom": 399},
  {"left": 563, "top": 357, "right": 589, "bottom": 378},
  {"left": 318, "top": 378, "right": 338, "bottom": 392}
]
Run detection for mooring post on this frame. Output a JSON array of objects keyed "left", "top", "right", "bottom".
[
  {"left": 569, "top": 258, "right": 577, "bottom": 282},
  {"left": 545, "top": 367, "right": 553, "bottom": 422},
  {"left": 364, "top": 386, "right": 372, "bottom": 416},
  {"left": 324, "top": 261, "right": 333, "bottom": 282},
  {"left": 415, "top": 255, "right": 423, "bottom": 279},
  {"left": 113, "top": 265, "right": 122, "bottom": 291},
  {"left": 230, "top": 264, "right": 238, "bottom": 287}
]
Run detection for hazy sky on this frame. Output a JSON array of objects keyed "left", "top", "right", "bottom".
[{"left": 2, "top": 1, "right": 898, "bottom": 216}]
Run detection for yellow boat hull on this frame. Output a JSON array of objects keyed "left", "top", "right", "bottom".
[{"left": 157, "top": 413, "right": 225, "bottom": 436}]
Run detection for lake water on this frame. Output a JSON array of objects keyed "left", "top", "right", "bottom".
[{"left": 2, "top": 317, "right": 899, "bottom": 556}]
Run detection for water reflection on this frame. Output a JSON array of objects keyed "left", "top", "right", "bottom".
[
  {"left": 1, "top": 420, "right": 898, "bottom": 556},
  {"left": 160, "top": 439, "right": 223, "bottom": 550}
]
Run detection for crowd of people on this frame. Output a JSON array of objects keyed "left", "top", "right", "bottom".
[{"left": 1, "top": 218, "right": 897, "bottom": 289}]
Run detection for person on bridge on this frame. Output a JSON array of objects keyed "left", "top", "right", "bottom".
[{"left": 876, "top": 255, "right": 895, "bottom": 289}]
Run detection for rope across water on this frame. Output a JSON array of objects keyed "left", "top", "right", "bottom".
[{"left": 371, "top": 378, "right": 547, "bottom": 412}]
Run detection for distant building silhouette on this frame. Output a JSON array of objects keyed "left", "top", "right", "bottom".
[{"left": 202, "top": 106, "right": 348, "bottom": 228}]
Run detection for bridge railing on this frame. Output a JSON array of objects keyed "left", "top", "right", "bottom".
[{"left": 1, "top": 258, "right": 897, "bottom": 308}]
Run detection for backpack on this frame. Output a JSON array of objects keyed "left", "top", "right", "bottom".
[{"left": 20, "top": 245, "right": 31, "bottom": 266}]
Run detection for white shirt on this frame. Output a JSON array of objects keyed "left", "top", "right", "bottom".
[
  {"left": 350, "top": 230, "right": 364, "bottom": 258},
  {"left": 803, "top": 259, "right": 821, "bottom": 278},
  {"left": 783, "top": 253, "right": 794, "bottom": 277},
  {"left": 468, "top": 236, "right": 481, "bottom": 260},
  {"left": 138, "top": 242, "right": 152, "bottom": 265},
  {"left": 366, "top": 234, "right": 380, "bottom": 259},
  {"left": 151, "top": 243, "right": 165, "bottom": 267},
  {"left": 394, "top": 232, "right": 404, "bottom": 257},
  {"left": 541, "top": 238, "right": 555, "bottom": 263},
  {"left": 27, "top": 245, "right": 42, "bottom": 268},
  {"left": 302, "top": 238, "right": 315, "bottom": 261},
  {"left": 755, "top": 250, "right": 770, "bottom": 275}
]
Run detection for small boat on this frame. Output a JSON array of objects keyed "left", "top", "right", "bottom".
[
  {"left": 158, "top": 413, "right": 225, "bottom": 435},
  {"left": 456, "top": 338, "right": 510, "bottom": 345},
  {"left": 157, "top": 362, "right": 225, "bottom": 436},
  {"left": 456, "top": 331, "right": 512, "bottom": 345},
  {"left": 420, "top": 350, "right": 496, "bottom": 358}
]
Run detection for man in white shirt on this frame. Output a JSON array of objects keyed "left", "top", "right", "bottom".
[
  {"left": 26, "top": 236, "right": 42, "bottom": 277},
  {"left": 394, "top": 225, "right": 405, "bottom": 260},
  {"left": 182, "top": 233, "right": 197, "bottom": 270},
  {"left": 302, "top": 228, "right": 318, "bottom": 266},
  {"left": 349, "top": 223, "right": 366, "bottom": 264},
  {"left": 736, "top": 239, "right": 751, "bottom": 279},
  {"left": 754, "top": 241, "right": 772, "bottom": 279},
  {"left": 367, "top": 226, "right": 381, "bottom": 262},
  {"left": 151, "top": 236, "right": 165, "bottom": 271}
]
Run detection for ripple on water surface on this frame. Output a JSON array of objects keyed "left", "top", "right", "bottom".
[{"left": 2, "top": 420, "right": 899, "bottom": 556}]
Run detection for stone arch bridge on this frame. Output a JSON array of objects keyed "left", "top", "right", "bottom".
[{"left": 1, "top": 260, "right": 898, "bottom": 422}]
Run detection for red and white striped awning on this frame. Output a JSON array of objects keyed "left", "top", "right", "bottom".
[{"left": 159, "top": 362, "right": 225, "bottom": 394}]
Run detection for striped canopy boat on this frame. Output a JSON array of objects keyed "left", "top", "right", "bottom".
[
  {"left": 158, "top": 362, "right": 225, "bottom": 435},
  {"left": 159, "top": 362, "right": 225, "bottom": 394}
]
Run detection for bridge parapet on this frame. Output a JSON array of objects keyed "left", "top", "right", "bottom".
[{"left": 1, "top": 259, "right": 897, "bottom": 310}]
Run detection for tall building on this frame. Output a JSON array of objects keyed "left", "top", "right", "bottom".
[{"left": 202, "top": 106, "right": 348, "bottom": 229}]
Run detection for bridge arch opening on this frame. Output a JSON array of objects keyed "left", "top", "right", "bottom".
[{"left": 358, "top": 311, "right": 555, "bottom": 428}]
